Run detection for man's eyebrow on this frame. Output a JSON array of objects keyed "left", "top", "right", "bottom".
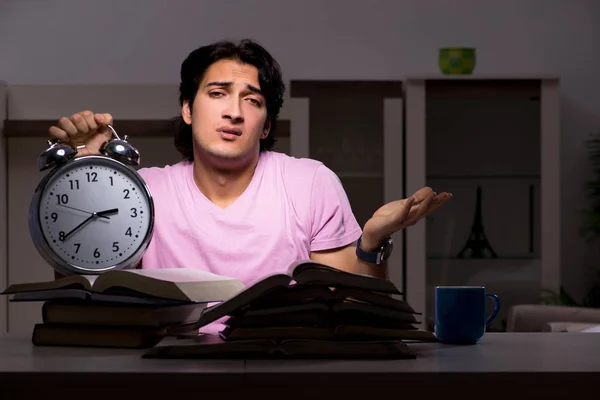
[
  {"left": 247, "top": 84, "right": 263, "bottom": 95},
  {"left": 204, "top": 81, "right": 263, "bottom": 96},
  {"left": 205, "top": 81, "right": 231, "bottom": 88}
]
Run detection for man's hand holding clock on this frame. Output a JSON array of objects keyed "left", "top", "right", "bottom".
[{"left": 29, "top": 112, "right": 154, "bottom": 277}]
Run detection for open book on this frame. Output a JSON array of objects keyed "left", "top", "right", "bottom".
[
  {"left": 222, "top": 301, "right": 420, "bottom": 330},
  {"left": 1, "top": 268, "right": 245, "bottom": 304},
  {"left": 193, "top": 259, "right": 405, "bottom": 329},
  {"left": 143, "top": 333, "right": 417, "bottom": 359},
  {"left": 219, "top": 324, "right": 437, "bottom": 342}
]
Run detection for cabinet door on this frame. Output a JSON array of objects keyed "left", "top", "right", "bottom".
[
  {"left": 405, "top": 78, "right": 561, "bottom": 331},
  {"left": 288, "top": 81, "right": 405, "bottom": 297},
  {"left": 0, "top": 82, "right": 7, "bottom": 334}
]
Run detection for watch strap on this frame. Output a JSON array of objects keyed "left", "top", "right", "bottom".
[{"left": 356, "top": 235, "right": 391, "bottom": 265}]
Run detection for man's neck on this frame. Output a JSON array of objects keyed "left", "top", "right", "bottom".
[{"left": 192, "top": 152, "right": 260, "bottom": 209}]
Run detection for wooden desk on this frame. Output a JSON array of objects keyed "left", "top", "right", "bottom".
[{"left": 0, "top": 333, "right": 598, "bottom": 400}]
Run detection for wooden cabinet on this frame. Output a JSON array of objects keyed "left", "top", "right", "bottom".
[
  {"left": 404, "top": 77, "right": 561, "bottom": 330},
  {"left": 288, "top": 77, "right": 561, "bottom": 331},
  {"left": 0, "top": 81, "right": 7, "bottom": 334},
  {"left": 288, "top": 80, "right": 406, "bottom": 297}
]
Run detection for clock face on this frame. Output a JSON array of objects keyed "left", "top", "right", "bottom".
[{"left": 36, "top": 157, "right": 153, "bottom": 272}]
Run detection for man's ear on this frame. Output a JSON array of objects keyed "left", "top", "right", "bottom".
[
  {"left": 182, "top": 100, "right": 192, "bottom": 125},
  {"left": 261, "top": 119, "right": 271, "bottom": 139}
]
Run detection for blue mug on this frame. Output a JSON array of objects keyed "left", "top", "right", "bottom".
[{"left": 434, "top": 286, "right": 500, "bottom": 344}]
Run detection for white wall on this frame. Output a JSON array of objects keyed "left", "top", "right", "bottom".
[{"left": 1, "top": 0, "right": 599, "bottom": 301}]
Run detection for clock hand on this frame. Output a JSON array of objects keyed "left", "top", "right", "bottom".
[
  {"left": 61, "top": 214, "right": 95, "bottom": 241},
  {"left": 57, "top": 204, "right": 110, "bottom": 220},
  {"left": 61, "top": 208, "right": 119, "bottom": 241},
  {"left": 96, "top": 208, "right": 119, "bottom": 217}
]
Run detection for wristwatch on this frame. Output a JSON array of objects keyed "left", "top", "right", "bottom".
[{"left": 356, "top": 235, "right": 394, "bottom": 265}]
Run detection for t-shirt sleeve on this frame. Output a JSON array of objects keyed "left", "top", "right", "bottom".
[
  {"left": 309, "top": 164, "right": 362, "bottom": 252},
  {"left": 136, "top": 166, "right": 165, "bottom": 194}
]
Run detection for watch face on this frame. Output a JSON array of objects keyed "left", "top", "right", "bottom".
[
  {"left": 382, "top": 239, "right": 394, "bottom": 260},
  {"left": 32, "top": 156, "right": 153, "bottom": 273}
]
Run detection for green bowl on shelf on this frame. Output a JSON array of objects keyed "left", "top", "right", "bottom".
[{"left": 438, "top": 47, "right": 476, "bottom": 75}]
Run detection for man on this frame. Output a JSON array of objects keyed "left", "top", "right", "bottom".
[{"left": 49, "top": 39, "right": 452, "bottom": 287}]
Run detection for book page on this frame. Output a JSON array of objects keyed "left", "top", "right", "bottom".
[
  {"left": 2, "top": 274, "right": 95, "bottom": 294},
  {"left": 85, "top": 275, "right": 99, "bottom": 285},
  {"left": 194, "top": 273, "right": 292, "bottom": 328},
  {"left": 289, "top": 262, "right": 401, "bottom": 294},
  {"left": 109, "top": 268, "right": 237, "bottom": 283},
  {"left": 286, "top": 259, "right": 334, "bottom": 276}
]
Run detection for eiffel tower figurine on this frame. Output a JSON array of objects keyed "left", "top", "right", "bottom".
[{"left": 457, "top": 186, "right": 497, "bottom": 258}]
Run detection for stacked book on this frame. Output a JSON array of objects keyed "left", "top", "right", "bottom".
[
  {"left": 1, "top": 268, "right": 245, "bottom": 348},
  {"left": 31, "top": 300, "right": 205, "bottom": 348},
  {"left": 143, "top": 260, "right": 437, "bottom": 359}
]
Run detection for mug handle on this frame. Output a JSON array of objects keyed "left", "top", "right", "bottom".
[{"left": 485, "top": 293, "right": 501, "bottom": 326}]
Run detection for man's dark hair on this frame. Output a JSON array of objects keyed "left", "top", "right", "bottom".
[{"left": 173, "top": 39, "right": 285, "bottom": 160}]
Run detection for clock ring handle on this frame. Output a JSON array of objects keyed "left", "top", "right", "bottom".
[
  {"left": 99, "top": 125, "right": 141, "bottom": 167},
  {"left": 106, "top": 124, "right": 122, "bottom": 141}
]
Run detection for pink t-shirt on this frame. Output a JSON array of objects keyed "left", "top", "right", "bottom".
[{"left": 137, "top": 151, "right": 362, "bottom": 332}]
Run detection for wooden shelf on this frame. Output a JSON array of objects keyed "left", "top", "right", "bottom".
[
  {"left": 427, "top": 256, "right": 539, "bottom": 261},
  {"left": 427, "top": 174, "right": 540, "bottom": 180},
  {"left": 290, "top": 80, "right": 403, "bottom": 98},
  {"left": 3, "top": 119, "right": 291, "bottom": 138}
]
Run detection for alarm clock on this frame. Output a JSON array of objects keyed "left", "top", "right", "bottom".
[{"left": 29, "top": 125, "right": 155, "bottom": 276}]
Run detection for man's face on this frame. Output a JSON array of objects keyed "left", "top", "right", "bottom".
[{"left": 182, "top": 59, "right": 270, "bottom": 165}]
